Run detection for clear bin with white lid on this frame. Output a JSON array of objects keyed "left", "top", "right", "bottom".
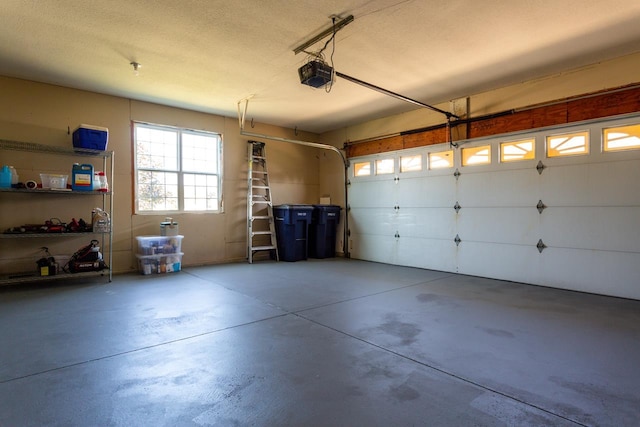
[
  {"left": 136, "top": 235, "right": 183, "bottom": 255},
  {"left": 136, "top": 252, "right": 183, "bottom": 275}
]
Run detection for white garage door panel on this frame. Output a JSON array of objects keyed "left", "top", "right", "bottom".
[
  {"left": 457, "top": 168, "right": 539, "bottom": 207},
  {"left": 397, "top": 175, "right": 457, "bottom": 207},
  {"left": 350, "top": 233, "right": 397, "bottom": 264},
  {"left": 457, "top": 241, "right": 541, "bottom": 285},
  {"left": 349, "top": 208, "right": 398, "bottom": 236},
  {"left": 347, "top": 116, "right": 640, "bottom": 299},
  {"left": 457, "top": 208, "right": 540, "bottom": 245},
  {"left": 588, "top": 160, "right": 640, "bottom": 205},
  {"left": 349, "top": 179, "right": 396, "bottom": 208},
  {"left": 540, "top": 163, "right": 590, "bottom": 206},
  {"left": 540, "top": 161, "right": 640, "bottom": 207},
  {"left": 397, "top": 237, "right": 457, "bottom": 272},
  {"left": 538, "top": 248, "right": 640, "bottom": 300},
  {"left": 396, "top": 208, "right": 456, "bottom": 240},
  {"left": 541, "top": 207, "right": 640, "bottom": 252},
  {"left": 396, "top": 177, "right": 428, "bottom": 207}
]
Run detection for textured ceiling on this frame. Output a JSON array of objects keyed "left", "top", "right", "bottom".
[{"left": 2, "top": 0, "right": 640, "bottom": 133}]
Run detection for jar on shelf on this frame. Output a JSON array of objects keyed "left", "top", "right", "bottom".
[{"left": 94, "top": 171, "right": 108, "bottom": 192}]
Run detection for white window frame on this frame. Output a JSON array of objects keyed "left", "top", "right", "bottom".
[
  {"left": 353, "top": 161, "right": 372, "bottom": 177},
  {"left": 546, "top": 130, "right": 589, "bottom": 157},
  {"left": 428, "top": 149, "right": 454, "bottom": 169},
  {"left": 400, "top": 154, "right": 423, "bottom": 173},
  {"left": 603, "top": 123, "right": 640, "bottom": 152},
  {"left": 134, "top": 122, "right": 223, "bottom": 214},
  {"left": 462, "top": 144, "right": 492, "bottom": 166},
  {"left": 500, "top": 138, "right": 536, "bottom": 163},
  {"left": 375, "top": 158, "right": 395, "bottom": 175}
]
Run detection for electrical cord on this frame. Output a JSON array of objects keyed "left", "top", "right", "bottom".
[
  {"left": 326, "top": 17, "right": 337, "bottom": 93},
  {"left": 301, "top": 17, "right": 337, "bottom": 92}
]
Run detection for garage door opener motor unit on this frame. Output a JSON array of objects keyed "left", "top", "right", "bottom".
[{"left": 298, "top": 59, "right": 333, "bottom": 88}]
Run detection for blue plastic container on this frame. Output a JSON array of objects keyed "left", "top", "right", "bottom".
[
  {"left": 273, "top": 204, "right": 314, "bottom": 262},
  {"left": 0, "top": 165, "right": 11, "bottom": 188},
  {"left": 72, "top": 163, "right": 94, "bottom": 191},
  {"left": 73, "top": 125, "right": 108, "bottom": 150}
]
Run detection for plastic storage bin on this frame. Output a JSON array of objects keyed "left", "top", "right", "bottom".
[
  {"left": 273, "top": 204, "right": 314, "bottom": 261},
  {"left": 73, "top": 125, "right": 109, "bottom": 151},
  {"left": 136, "top": 252, "right": 183, "bottom": 275},
  {"left": 309, "top": 205, "right": 341, "bottom": 258},
  {"left": 40, "top": 173, "right": 69, "bottom": 189},
  {"left": 136, "top": 235, "right": 184, "bottom": 255}
]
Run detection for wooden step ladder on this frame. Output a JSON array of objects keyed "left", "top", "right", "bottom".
[{"left": 247, "top": 140, "right": 279, "bottom": 263}]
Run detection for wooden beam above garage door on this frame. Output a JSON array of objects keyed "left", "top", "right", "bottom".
[{"left": 346, "top": 84, "right": 640, "bottom": 158}]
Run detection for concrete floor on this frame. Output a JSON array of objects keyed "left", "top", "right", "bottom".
[{"left": 1, "top": 259, "right": 639, "bottom": 426}]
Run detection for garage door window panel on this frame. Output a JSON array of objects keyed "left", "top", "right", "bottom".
[
  {"left": 603, "top": 124, "right": 640, "bottom": 152},
  {"left": 400, "top": 154, "right": 422, "bottom": 173},
  {"left": 429, "top": 150, "right": 454, "bottom": 169},
  {"left": 354, "top": 161, "right": 372, "bottom": 177},
  {"left": 376, "top": 158, "right": 395, "bottom": 175},
  {"left": 462, "top": 145, "right": 491, "bottom": 166},
  {"left": 547, "top": 131, "right": 589, "bottom": 157},
  {"left": 501, "top": 139, "right": 535, "bottom": 162}
]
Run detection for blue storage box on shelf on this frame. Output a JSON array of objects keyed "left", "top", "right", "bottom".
[
  {"left": 309, "top": 205, "right": 342, "bottom": 258},
  {"left": 73, "top": 124, "right": 108, "bottom": 151},
  {"left": 273, "top": 204, "right": 314, "bottom": 262}
]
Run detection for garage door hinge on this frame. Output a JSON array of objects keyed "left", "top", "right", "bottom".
[
  {"left": 536, "top": 200, "right": 547, "bottom": 214},
  {"left": 454, "top": 202, "right": 461, "bottom": 213},
  {"left": 454, "top": 168, "right": 461, "bottom": 180},
  {"left": 454, "top": 234, "right": 461, "bottom": 246},
  {"left": 536, "top": 239, "right": 547, "bottom": 253},
  {"left": 394, "top": 231, "right": 400, "bottom": 239},
  {"left": 536, "top": 161, "right": 546, "bottom": 175}
]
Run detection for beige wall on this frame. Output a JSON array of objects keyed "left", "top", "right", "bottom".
[
  {"left": 0, "top": 76, "right": 321, "bottom": 275},
  {"left": 318, "top": 52, "right": 640, "bottom": 256}
]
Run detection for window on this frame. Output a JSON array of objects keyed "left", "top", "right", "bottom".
[
  {"left": 501, "top": 138, "right": 535, "bottom": 162},
  {"left": 400, "top": 154, "right": 422, "bottom": 172},
  {"left": 603, "top": 124, "right": 640, "bottom": 152},
  {"left": 547, "top": 131, "right": 589, "bottom": 157},
  {"left": 134, "top": 123, "right": 222, "bottom": 213},
  {"left": 462, "top": 145, "right": 491, "bottom": 166},
  {"left": 376, "top": 158, "right": 395, "bottom": 175},
  {"left": 353, "top": 161, "right": 372, "bottom": 177},
  {"left": 428, "top": 150, "right": 454, "bottom": 169}
]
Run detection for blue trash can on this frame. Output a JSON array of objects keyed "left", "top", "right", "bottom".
[
  {"left": 273, "top": 204, "right": 315, "bottom": 261},
  {"left": 309, "top": 205, "right": 342, "bottom": 258}
]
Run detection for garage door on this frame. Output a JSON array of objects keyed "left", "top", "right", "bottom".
[{"left": 348, "top": 115, "right": 640, "bottom": 300}]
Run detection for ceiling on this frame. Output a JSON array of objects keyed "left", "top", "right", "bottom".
[{"left": 2, "top": 1, "right": 640, "bottom": 134}]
